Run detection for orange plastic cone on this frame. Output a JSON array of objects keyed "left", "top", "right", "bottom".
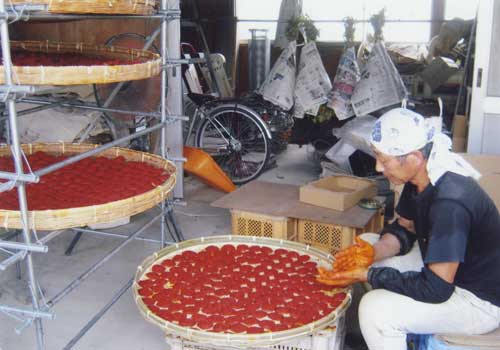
[{"left": 183, "top": 146, "right": 237, "bottom": 193}]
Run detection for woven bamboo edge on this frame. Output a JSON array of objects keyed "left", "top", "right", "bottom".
[
  {"left": 8, "top": 0, "right": 155, "bottom": 15},
  {"left": 0, "top": 41, "right": 161, "bottom": 85},
  {"left": 133, "top": 235, "right": 352, "bottom": 348},
  {"left": 0, "top": 143, "right": 176, "bottom": 230}
]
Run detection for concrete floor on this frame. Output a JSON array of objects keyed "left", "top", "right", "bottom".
[{"left": 0, "top": 145, "right": 363, "bottom": 350}]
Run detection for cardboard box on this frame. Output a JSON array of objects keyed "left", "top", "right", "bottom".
[
  {"left": 461, "top": 154, "right": 500, "bottom": 210},
  {"left": 299, "top": 176, "right": 377, "bottom": 211}
]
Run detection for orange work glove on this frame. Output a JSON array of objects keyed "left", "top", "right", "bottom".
[
  {"left": 317, "top": 266, "right": 368, "bottom": 286},
  {"left": 332, "top": 236, "right": 374, "bottom": 271},
  {"left": 317, "top": 266, "right": 356, "bottom": 287},
  {"left": 316, "top": 236, "right": 374, "bottom": 287}
]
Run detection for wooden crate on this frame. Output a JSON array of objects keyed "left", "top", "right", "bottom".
[
  {"left": 298, "top": 208, "right": 384, "bottom": 253},
  {"left": 230, "top": 210, "right": 297, "bottom": 241}
]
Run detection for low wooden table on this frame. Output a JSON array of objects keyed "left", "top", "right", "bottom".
[{"left": 212, "top": 181, "right": 384, "bottom": 252}]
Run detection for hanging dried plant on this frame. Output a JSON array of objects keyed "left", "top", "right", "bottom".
[
  {"left": 344, "top": 17, "right": 356, "bottom": 47},
  {"left": 286, "top": 15, "right": 320, "bottom": 42},
  {"left": 311, "top": 104, "right": 336, "bottom": 124},
  {"left": 369, "top": 8, "right": 386, "bottom": 42}
]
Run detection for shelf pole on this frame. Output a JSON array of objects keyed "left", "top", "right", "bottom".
[
  {"left": 62, "top": 278, "right": 133, "bottom": 350},
  {"left": 3, "top": 11, "right": 180, "bottom": 21},
  {"left": 34, "top": 121, "right": 169, "bottom": 177},
  {"left": 0, "top": 230, "right": 64, "bottom": 271},
  {"left": 45, "top": 212, "right": 163, "bottom": 309},
  {"left": 164, "top": 0, "right": 184, "bottom": 200},
  {"left": 0, "top": 170, "right": 38, "bottom": 182},
  {"left": 18, "top": 97, "right": 182, "bottom": 119},
  {"left": 0, "top": 240, "right": 47, "bottom": 253},
  {"left": 71, "top": 227, "right": 167, "bottom": 244},
  {"left": 160, "top": 0, "right": 167, "bottom": 248},
  {"left": 0, "top": 0, "right": 45, "bottom": 348}
]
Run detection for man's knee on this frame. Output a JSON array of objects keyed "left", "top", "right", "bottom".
[
  {"left": 359, "top": 289, "right": 405, "bottom": 335},
  {"left": 360, "top": 290, "right": 390, "bottom": 324}
]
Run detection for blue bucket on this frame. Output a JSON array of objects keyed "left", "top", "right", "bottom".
[{"left": 407, "top": 334, "right": 471, "bottom": 350}]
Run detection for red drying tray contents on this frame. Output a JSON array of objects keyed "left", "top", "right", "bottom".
[
  {"left": 3, "top": 50, "right": 144, "bottom": 67},
  {"left": 138, "top": 244, "right": 347, "bottom": 334},
  {"left": 0, "top": 151, "right": 170, "bottom": 210}
]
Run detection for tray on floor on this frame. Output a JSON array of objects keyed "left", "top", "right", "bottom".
[{"left": 133, "top": 235, "right": 351, "bottom": 348}]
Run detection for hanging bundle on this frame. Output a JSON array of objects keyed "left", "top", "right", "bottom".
[
  {"left": 286, "top": 15, "right": 320, "bottom": 43},
  {"left": 357, "top": 9, "right": 386, "bottom": 68},
  {"left": 369, "top": 9, "right": 386, "bottom": 43},
  {"left": 344, "top": 17, "right": 356, "bottom": 48},
  {"left": 274, "top": 0, "right": 303, "bottom": 49},
  {"left": 326, "top": 17, "right": 361, "bottom": 121}
]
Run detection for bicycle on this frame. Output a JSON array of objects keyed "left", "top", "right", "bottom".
[
  {"left": 181, "top": 41, "right": 293, "bottom": 185},
  {"left": 91, "top": 34, "right": 293, "bottom": 185},
  {"left": 185, "top": 92, "right": 293, "bottom": 185}
]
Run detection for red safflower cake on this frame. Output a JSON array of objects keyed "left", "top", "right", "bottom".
[
  {"left": 6, "top": 51, "right": 143, "bottom": 67},
  {"left": 0, "top": 151, "right": 170, "bottom": 211},
  {"left": 0, "top": 41, "right": 161, "bottom": 85},
  {"left": 137, "top": 244, "right": 347, "bottom": 334}
]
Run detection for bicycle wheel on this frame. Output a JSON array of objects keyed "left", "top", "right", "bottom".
[{"left": 195, "top": 103, "right": 271, "bottom": 185}]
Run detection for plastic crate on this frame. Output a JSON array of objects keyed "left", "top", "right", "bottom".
[
  {"left": 230, "top": 209, "right": 297, "bottom": 241},
  {"left": 298, "top": 208, "right": 384, "bottom": 253},
  {"left": 166, "top": 316, "right": 345, "bottom": 350}
]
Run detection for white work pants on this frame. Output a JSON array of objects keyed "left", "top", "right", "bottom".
[{"left": 358, "top": 233, "right": 500, "bottom": 350}]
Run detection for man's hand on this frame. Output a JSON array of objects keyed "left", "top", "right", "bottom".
[
  {"left": 316, "top": 237, "right": 374, "bottom": 287},
  {"left": 317, "top": 267, "right": 369, "bottom": 286},
  {"left": 332, "top": 236, "right": 374, "bottom": 271}
]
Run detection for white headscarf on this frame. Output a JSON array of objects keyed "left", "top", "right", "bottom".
[{"left": 370, "top": 108, "right": 481, "bottom": 185}]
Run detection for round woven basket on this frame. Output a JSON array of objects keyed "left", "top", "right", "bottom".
[
  {"left": 0, "top": 143, "right": 176, "bottom": 230},
  {"left": 0, "top": 41, "right": 161, "bottom": 85},
  {"left": 7, "top": 0, "right": 155, "bottom": 15},
  {"left": 133, "top": 235, "right": 352, "bottom": 348}
]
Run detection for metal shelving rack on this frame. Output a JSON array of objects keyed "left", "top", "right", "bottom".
[{"left": 0, "top": 1, "right": 186, "bottom": 349}]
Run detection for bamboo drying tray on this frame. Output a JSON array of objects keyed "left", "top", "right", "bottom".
[
  {"left": 134, "top": 235, "right": 352, "bottom": 348},
  {"left": 0, "top": 41, "right": 161, "bottom": 85},
  {"left": 0, "top": 143, "right": 176, "bottom": 230},
  {"left": 7, "top": 0, "right": 155, "bottom": 15}
]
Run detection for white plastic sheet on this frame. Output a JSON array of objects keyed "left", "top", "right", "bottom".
[
  {"left": 324, "top": 115, "right": 377, "bottom": 174},
  {"left": 333, "top": 115, "right": 377, "bottom": 157},
  {"left": 17, "top": 103, "right": 98, "bottom": 143},
  {"left": 324, "top": 140, "right": 355, "bottom": 174}
]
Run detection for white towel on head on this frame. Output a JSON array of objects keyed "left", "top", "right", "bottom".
[{"left": 371, "top": 108, "right": 481, "bottom": 185}]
